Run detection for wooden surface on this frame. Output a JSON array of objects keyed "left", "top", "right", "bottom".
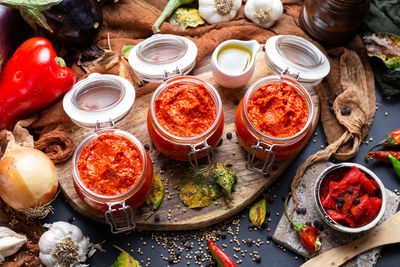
[
  {"left": 57, "top": 48, "right": 320, "bottom": 231},
  {"left": 301, "top": 211, "right": 400, "bottom": 267}
]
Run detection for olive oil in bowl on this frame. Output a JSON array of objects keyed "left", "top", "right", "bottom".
[{"left": 217, "top": 44, "right": 252, "bottom": 75}]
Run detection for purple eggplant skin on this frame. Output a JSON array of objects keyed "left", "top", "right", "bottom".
[{"left": 42, "top": 0, "right": 103, "bottom": 46}]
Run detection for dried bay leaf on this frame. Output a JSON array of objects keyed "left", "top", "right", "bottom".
[
  {"left": 112, "top": 245, "right": 141, "bottom": 267},
  {"left": 364, "top": 32, "right": 400, "bottom": 71},
  {"left": 169, "top": 7, "right": 205, "bottom": 30},
  {"left": 145, "top": 171, "right": 164, "bottom": 210},
  {"left": 213, "top": 163, "right": 237, "bottom": 201},
  {"left": 249, "top": 199, "right": 266, "bottom": 228},
  {"left": 180, "top": 167, "right": 221, "bottom": 208}
]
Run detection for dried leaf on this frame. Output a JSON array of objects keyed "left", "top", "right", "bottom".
[
  {"left": 364, "top": 32, "right": 400, "bottom": 71},
  {"left": 121, "top": 45, "right": 134, "bottom": 60},
  {"left": 145, "top": 171, "right": 164, "bottom": 210},
  {"left": 249, "top": 199, "right": 266, "bottom": 228},
  {"left": 112, "top": 245, "right": 141, "bottom": 267},
  {"left": 119, "top": 57, "right": 143, "bottom": 87},
  {"left": 169, "top": 7, "right": 205, "bottom": 30},
  {"left": 179, "top": 167, "right": 221, "bottom": 208},
  {"left": 213, "top": 163, "right": 237, "bottom": 201},
  {"left": 99, "top": 50, "right": 119, "bottom": 70}
]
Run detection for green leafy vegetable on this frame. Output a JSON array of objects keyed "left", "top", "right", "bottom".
[
  {"left": 249, "top": 199, "right": 266, "bottom": 228},
  {"left": 364, "top": 32, "right": 400, "bottom": 71},
  {"left": 169, "top": 7, "right": 205, "bottom": 30},
  {"left": 111, "top": 245, "right": 141, "bottom": 267},
  {"left": 152, "top": 0, "right": 194, "bottom": 34},
  {"left": 121, "top": 45, "right": 134, "bottom": 60},
  {"left": 145, "top": 171, "right": 164, "bottom": 210},
  {"left": 180, "top": 167, "right": 221, "bottom": 208},
  {"left": 214, "top": 163, "right": 237, "bottom": 201}
]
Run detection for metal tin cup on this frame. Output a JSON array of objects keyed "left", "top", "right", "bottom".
[{"left": 314, "top": 163, "right": 387, "bottom": 233}]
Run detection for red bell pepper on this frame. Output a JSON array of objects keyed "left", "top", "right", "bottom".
[
  {"left": 284, "top": 195, "right": 321, "bottom": 255},
  {"left": 350, "top": 194, "right": 369, "bottom": 220},
  {"left": 359, "top": 172, "right": 376, "bottom": 194},
  {"left": 207, "top": 241, "right": 236, "bottom": 267},
  {"left": 360, "top": 197, "right": 382, "bottom": 224},
  {"left": 0, "top": 37, "right": 75, "bottom": 130}
]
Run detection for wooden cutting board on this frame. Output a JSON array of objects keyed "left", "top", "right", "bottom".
[{"left": 56, "top": 48, "right": 320, "bottom": 231}]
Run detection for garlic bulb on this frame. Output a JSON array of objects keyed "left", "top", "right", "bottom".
[
  {"left": 244, "top": 0, "right": 283, "bottom": 29},
  {"left": 0, "top": 227, "right": 27, "bottom": 263},
  {"left": 199, "top": 0, "right": 242, "bottom": 24},
  {"left": 39, "top": 222, "right": 89, "bottom": 267}
]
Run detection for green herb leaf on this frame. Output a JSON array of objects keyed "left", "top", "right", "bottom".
[
  {"left": 121, "top": 45, "right": 134, "bottom": 60},
  {"left": 364, "top": 32, "right": 400, "bottom": 71},
  {"left": 213, "top": 163, "right": 237, "bottom": 201},
  {"left": 249, "top": 199, "right": 266, "bottom": 228},
  {"left": 169, "top": 7, "right": 205, "bottom": 30},
  {"left": 145, "top": 171, "right": 164, "bottom": 210},
  {"left": 179, "top": 167, "right": 221, "bottom": 208},
  {"left": 111, "top": 245, "right": 141, "bottom": 267}
]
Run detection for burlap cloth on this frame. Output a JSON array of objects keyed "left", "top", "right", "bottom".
[{"left": 1, "top": 0, "right": 375, "bottom": 216}]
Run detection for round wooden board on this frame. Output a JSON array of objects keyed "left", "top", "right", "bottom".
[{"left": 57, "top": 48, "right": 320, "bottom": 231}]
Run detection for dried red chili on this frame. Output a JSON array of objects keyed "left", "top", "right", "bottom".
[
  {"left": 369, "top": 128, "right": 400, "bottom": 152},
  {"left": 367, "top": 151, "right": 400, "bottom": 163}
]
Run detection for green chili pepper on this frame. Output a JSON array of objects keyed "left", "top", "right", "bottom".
[{"left": 388, "top": 153, "right": 400, "bottom": 178}]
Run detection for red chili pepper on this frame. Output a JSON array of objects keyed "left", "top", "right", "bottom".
[
  {"left": 284, "top": 194, "right": 321, "bottom": 254},
  {"left": 368, "top": 129, "right": 400, "bottom": 153},
  {"left": 207, "top": 240, "right": 237, "bottom": 267},
  {"left": 367, "top": 151, "right": 400, "bottom": 163},
  {"left": 0, "top": 37, "right": 76, "bottom": 130}
]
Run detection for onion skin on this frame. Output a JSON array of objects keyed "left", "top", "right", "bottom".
[{"left": 0, "top": 142, "right": 58, "bottom": 212}]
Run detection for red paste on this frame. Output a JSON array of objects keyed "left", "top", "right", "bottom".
[
  {"left": 320, "top": 166, "right": 382, "bottom": 228},
  {"left": 155, "top": 82, "right": 217, "bottom": 137},
  {"left": 77, "top": 134, "right": 143, "bottom": 196},
  {"left": 247, "top": 82, "right": 308, "bottom": 138}
]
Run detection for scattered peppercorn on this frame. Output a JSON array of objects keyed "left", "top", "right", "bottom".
[
  {"left": 340, "top": 108, "right": 346, "bottom": 115},
  {"left": 337, "top": 202, "right": 343, "bottom": 209},
  {"left": 226, "top": 132, "right": 233, "bottom": 139},
  {"left": 247, "top": 238, "right": 253, "bottom": 247},
  {"left": 248, "top": 223, "right": 254, "bottom": 229},
  {"left": 217, "top": 139, "right": 223, "bottom": 147},
  {"left": 338, "top": 197, "right": 345, "bottom": 203},
  {"left": 67, "top": 217, "right": 76, "bottom": 223},
  {"left": 345, "top": 107, "right": 351, "bottom": 115},
  {"left": 234, "top": 99, "right": 240, "bottom": 105},
  {"left": 144, "top": 144, "right": 150, "bottom": 151},
  {"left": 347, "top": 188, "right": 354, "bottom": 194},
  {"left": 328, "top": 99, "right": 334, "bottom": 106},
  {"left": 255, "top": 255, "right": 261, "bottom": 263},
  {"left": 305, "top": 221, "right": 312, "bottom": 226},
  {"left": 261, "top": 222, "right": 268, "bottom": 229},
  {"left": 330, "top": 107, "right": 334, "bottom": 113},
  {"left": 267, "top": 233, "right": 273, "bottom": 240},
  {"left": 168, "top": 256, "right": 174, "bottom": 264},
  {"left": 167, "top": 240, "right": 173, "bottom": 247},
  {"left": 239, "top": 21, "right": 245, "bottom": 26},
  {"left": 154, "top": 214, "right": 160, "bottom": 222},
  {"left": 160, "top": 164, "right": 167, "bottom": 172},
  {"left": 353, "top": 198, "right": 360, "bottom": 205},
  {"left": 221, "top": 231, "right": 227, "bottom": 239}
]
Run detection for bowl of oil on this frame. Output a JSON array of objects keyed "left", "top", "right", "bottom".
[{"left": 211, "top": 40, "right": 260, "bottom": 89}]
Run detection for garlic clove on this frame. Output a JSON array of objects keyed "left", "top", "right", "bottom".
[{"left": 0, "top": 227, "right": 27, "bottom": 262}]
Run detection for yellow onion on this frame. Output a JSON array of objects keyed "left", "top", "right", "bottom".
[{"left": 0, "top": 140, "right": 58, "bottom": 218}]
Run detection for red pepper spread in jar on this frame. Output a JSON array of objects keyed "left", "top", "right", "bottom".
[
  {"left": 320, "top": 166, "right": 382, "bottom": 228},
  {"left": 77, "top": 134, "right": 143, "bottom": 196},
  {"left": 247, "top": 82, "right": 308, "bottom": 138},
  {"left": 155, "top": 81, "right": 217, "bottom": 137}
]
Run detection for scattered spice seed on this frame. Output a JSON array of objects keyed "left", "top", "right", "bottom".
[
  {"left": 267, "top": 234, "right": 273, "bottom": 240},
  {"left": 353, "top": 198, "right": 360, "bottom": 205},
  {"left": 234, "top": 99, "right": 240, "bottom": 105},
  {"left": 154, "top": 214, "right": 160, "bottom": 222},
  {"left": 239, "top": 21, "right": 245, "bottom": 26},
  {"left": 340, "top": 108, "right": 346, "bottom": 115},
  {"left": 226, "top": 132, "right": 233, "bottom": 139},
  {"left": 345, "top": 107, "right": 351, "bottom": 115},
  {"left": 385, "top": 112, "right": 388, "bottom": 116},
  {"left": 329, "top": 107, "right": 334, "bottom": 113},
  {"left": 144, "top": 144, "right": 150, "bottom": 151},
  {"left": 217, "top": 139, "right": 223, "bottom": 147},
  {"left": 255, "top": 255, "right": 261, "bottom": 263}
]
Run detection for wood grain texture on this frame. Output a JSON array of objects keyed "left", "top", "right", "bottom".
[{"left": 57, "top": 48, "right": 320, "bottom": 231}]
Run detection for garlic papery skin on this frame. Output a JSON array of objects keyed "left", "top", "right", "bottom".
[
  {"left": 199, "top": 0, "right": 242, "bottom": 24},
  {"left": 0, "top": 226, "right": 27, "bottom": 263},
  {"left": 244, "top": 0, "right": 283, "bottom": 29},
  {"left": 39, "top": 222, "right": 89, "bottom": 267}
]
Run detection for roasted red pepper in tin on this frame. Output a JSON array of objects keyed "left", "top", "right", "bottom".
[
  {"left": 207, "top": 240, "right": 237, "bottom": 267},
  {"left": 0, "top": 37, "right": 76, "bottom": 130},
  {"left": 284, "top": 194, "right": 321, "bottom": 255}
]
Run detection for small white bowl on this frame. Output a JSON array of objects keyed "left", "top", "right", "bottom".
[
  {"left": 314, "top": 163, "right": 386, "bottom": 234},
  {"left": 211, "top": 40, "right": 260, "bottom": 89}
]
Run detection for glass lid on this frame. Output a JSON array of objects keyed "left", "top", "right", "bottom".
[
  {"left": 128, "top": 34, "right": 198, "bottom": 83},
  {"left": 63, "top": 73, "right": 136, "bottom": 128},
  {"left": 264, "top": 35, "right": 330, "bottom": 86}
]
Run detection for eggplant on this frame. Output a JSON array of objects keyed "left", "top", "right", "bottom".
[
  {"left": 0, "top": 6, "right": 31, "bottom": 73},
  {"left": 0, "top": 0, "right": 102, "bottom": 46},
  {"left": 42, "top": 0, "right": 103, "bottom": 46}
]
